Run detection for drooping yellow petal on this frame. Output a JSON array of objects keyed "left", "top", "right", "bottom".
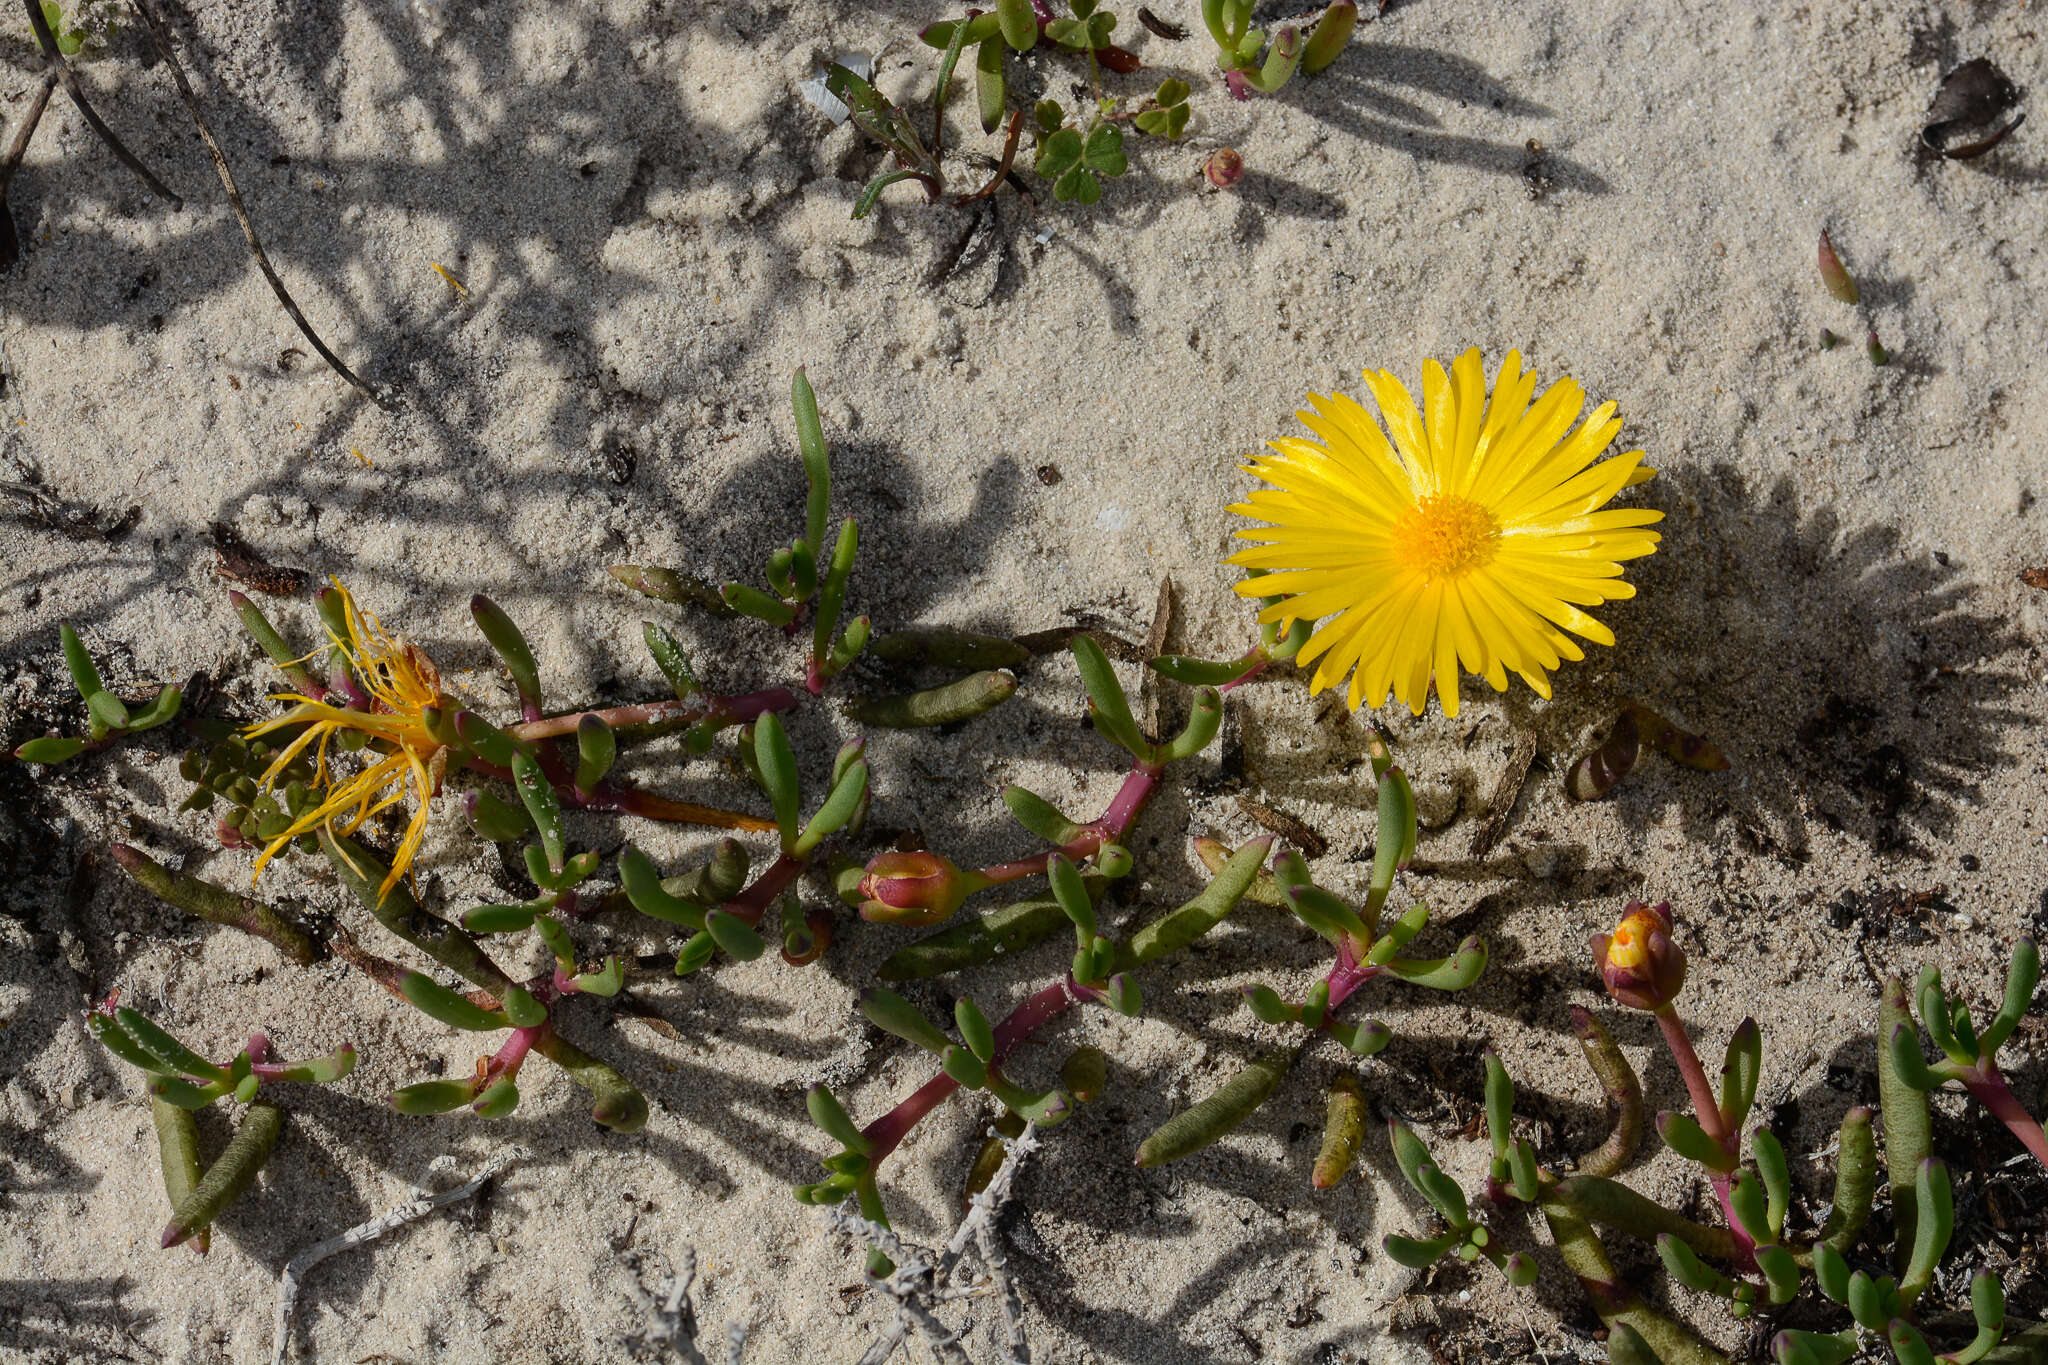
[{"left": 244, "top": 581, "right": 450, "bottom": 905}]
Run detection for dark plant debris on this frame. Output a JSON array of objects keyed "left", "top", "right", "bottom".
[
  {"left": 209, "top": 522, "right": 309, "bottom": 596},
  {"left": 1921, "top": 58, "right": 2026, "bottom": 160},
  {"left": 1136, "top": 6, "right": 1186, "bottom": 40},
  {"left": 1, "top": 469, "right": 140, "bottom": 540},
  {"left": 1236, "top": 795, "right": 1328, "bottom": 859},
  {"left": 1521, "top": 138, "right": 1551, "bottom": 201},
  {"left": 1468, "top": 731, "right": 1537, "bottom": 858}
]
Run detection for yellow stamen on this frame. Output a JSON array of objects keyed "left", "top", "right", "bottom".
[{"left": 1390, "top": 494, "right": 1500, "bottom": 582}]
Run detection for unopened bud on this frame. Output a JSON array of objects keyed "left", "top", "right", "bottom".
[
  {"left": 1205, "top": 147, "right": 1245, "bottom": 189},
  {"left": 856, "top": 850, "right": 988, "bottom": 926}
]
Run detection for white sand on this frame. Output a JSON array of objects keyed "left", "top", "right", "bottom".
[{"left": 3, "top": 0, "right": 2045, "bottom": 1360}]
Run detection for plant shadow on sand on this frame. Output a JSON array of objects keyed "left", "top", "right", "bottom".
[
  {"left": 1602, "top": 463, "right": 2028, "bottom": 861},
  {"left": 0, "top": 3, "right": 1599, "bottom": 527}
]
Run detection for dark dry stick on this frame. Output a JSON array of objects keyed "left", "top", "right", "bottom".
[
  {"left": 0, "top": 69, "right": 57, "bottom": 267},
  {"left": 130, "top": 0, "right": 383, "bottom": 405},
  {"left": 1138, "top": 575, "right": 1174, "bottom": 740},
  {"left": 1468, "top": 730, "right": 1537, "bottom": 858},
  {"left": 21, "top": 0, "right": 180, "bottom": 206},
  {"left": 1, "top": 70, "right": 57, "bottom": 199}
]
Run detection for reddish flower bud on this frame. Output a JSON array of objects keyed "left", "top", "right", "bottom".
[
  {"left": 1205, "top": 147, "right": 1245, "bottom": 189},
  {"left": 1590, "top": 900, "right": 1686, "bottom": 1011},
  {"left": 856, "top": 851, "right": 988, "bottom": 927}
]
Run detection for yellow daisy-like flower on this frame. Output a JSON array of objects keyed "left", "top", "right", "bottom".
[
  {"left": 1229, "top": 348, "right": 1662, "bottom": 717},
  {"left": 246, "top": 583, "right": 449, "bottom": 903}
]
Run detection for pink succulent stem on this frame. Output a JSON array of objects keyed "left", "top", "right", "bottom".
[
  {"left": 328, "top": 662, "right": 371, "bottom": 710},
  {"left": 487, "top": 1025, "right": 541, "bottom": 1078},
  {"left": 1218, "top": 658, "right": 1267, "bottom": 693},
  {"left": 1324, "top": 940, "right": 1382, "bottom": 1012},
  {"left": 458, "top": 754, "right": 775, "bottom": 833},
  {"left": 861, "top": 979, "right": 1082, "bottom": 1162},
  {"left": 1653, "top": 1007, "right": 1753, "bottom": 1263},
  {"left": 1654, "top": 1009, "right": 1733, "bottom": 1152},
  {"left": 854, "top": 758, "right": 1172, "bottom": 1162},
  {"left": 977, "top": 761, "right": 1163, "bottom": 885},
  {"left": 1960, "top": 1066, "right": 2048, "bottom": 1169},
  {"left": 718, "top": 852, "right": 806, "bottom": 928}
]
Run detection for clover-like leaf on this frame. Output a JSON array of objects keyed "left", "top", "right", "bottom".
[
  {"left": 1045, "top": 16, "right": 1089, "bottom": 48},
  {"left": 1035, "top": 98, "right": 1065, "bottom": 134},
  {"left": 1036, "top": 126, "right": 1084, "bottom": 179},
  {"left": 997, "top": 0, "right": 1038, "bottom": 49},
  {"left": 1135, "top": 79, "right": 1191, "bottom": 138},
  {"left": 1082, "top": 124, "right": 1127, "bottom": 176},
  {"left": 1053, "top": 164, "right": 1101, "bottom": 204},
  {"left": 1138, "top": 104, "right": 1189, "bottom": 140},
  {"left": 41, "top": 2, "right": 86, "bottom": 55}
]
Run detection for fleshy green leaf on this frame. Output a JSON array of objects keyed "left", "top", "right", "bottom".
[
  {"left": 398, "top": 973, "right": 507, "bottom": 1032},
  {"left": 15, "top": 736, "right": 86, "bottom": 764}
]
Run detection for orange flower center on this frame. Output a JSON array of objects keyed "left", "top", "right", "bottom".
[
  {"left": 1390, "top": 494, "right": 1501, "bottom": 581},
  {"left": 1606, "top": 912, "right": 1656, "bottom": 968}
]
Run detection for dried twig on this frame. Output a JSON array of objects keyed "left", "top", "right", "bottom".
[
  {"left": 966, "top": 1138, "right": 1032, "bottom": 1365},
  {"left": 1237, "top": 795, "right": 1327, "bottom": 860},
  {"left": 827, "top": 1209, "right": 971, "bottom": 1364},
  {"left": 0, "top": 470, "right": 140, "bottom": 539},
  {"left": 1468, "top": 731, "right": 1537, "bottom": 858},
  {"left": 834, "top": 1123, "right": 1039, "bottom": 1365},
  {"left": 21, "top": 0, "right": 180, "bottom": 206},
  {"left": 0, "top": 70, "right": 57, "bottom": 199},
  {"left": 620, "top": 1244, "right": 753, "bottom": 1363},
  {"left": 649, "top": 1251, "right": 712, "bottom": 1365},
  {"left": 270, "top": 1146, "right": 525, "bottom": 1365},
  {"left": 210, "top": 521, "right": 309, "bottom": 595},
  {"left": 1137, "top": 576, "right": 1174, "bottom": 741},
  {"left": 129, "top": 0, "right": 385, "bottom": 405},
  {"left": 0, "top": 69, "right": 58, "bottom": 267}
]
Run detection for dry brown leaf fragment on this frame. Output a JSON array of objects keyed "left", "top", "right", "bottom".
[
  {"left": 1922, "top": 58, "right": 2025, "bottom": 159},
  {"left": 1236, "top": 795, "right": 1328, "bottom": 859},
  {"left": 210, "top": 522, "right": 308, "bottom": 595}
]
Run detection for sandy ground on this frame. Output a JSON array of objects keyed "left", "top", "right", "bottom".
[{"left": 3, "top": 0, "right": 2047, "bottom": 1361}]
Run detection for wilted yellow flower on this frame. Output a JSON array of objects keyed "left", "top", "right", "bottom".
[
  {"left": 1229, "top": 348, "right": 1662, "bottom": 716},
  {"left": 1592, "top": 899, "right": 1686, "bottom": 1012},
  {"left": 246, "top": 584, "right": 448, "bottom": 903}
]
